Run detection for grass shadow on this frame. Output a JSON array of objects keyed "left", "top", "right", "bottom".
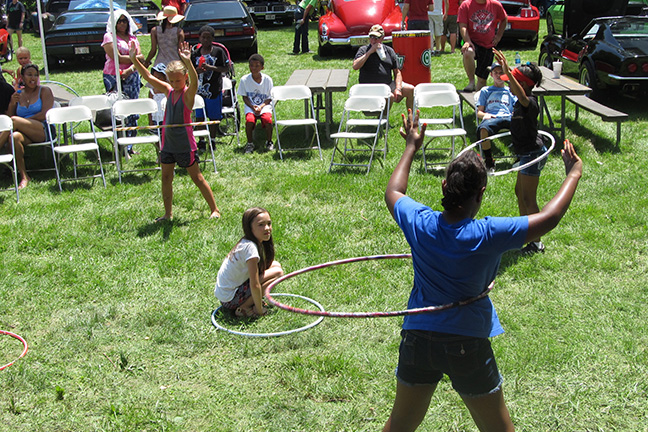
[{"left": 136, "top": 217, "right": 190, "bottom": 241}]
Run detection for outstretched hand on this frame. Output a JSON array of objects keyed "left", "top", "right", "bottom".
[
  {"left": 561, "top": 139, "right": 582, "bottom": 177},
  {"left": 399, "top": 109, "right": 426, "bottom": 152},
  {"left": 178, "top": 41, "right": 191, "bottom": 62},
  {"left": 128, "top": 40, "right": 138, "bottom": 61},
  {"left": 492, "top": 48, "right": 509, "bottom": 74}
]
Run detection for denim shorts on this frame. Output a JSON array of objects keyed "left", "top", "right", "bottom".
[
  {"left": 517, "top": 146, "right": 547, "bottom": 177},
  {"left": 395, "top": 329, "right": 503, "bottom": 398},
  {"left": 477, "top": 117, "right": 511, "bottom": 136}
]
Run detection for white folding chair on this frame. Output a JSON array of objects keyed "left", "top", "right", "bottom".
[
  {"left": 414, "top": 90, "right": 467, "bottom": 171},
  {"left": 46, "top": 105, "right": 107, "bottom": 191},
  {"left": 347, "top": 83, "right": 391, "bottom": 157},
  {"left": 69, "top": 95, "right": 115, "bottom": 156},
  {"left": 0, "top": 115, "right": 19, "bottom": 202},
  {"left": 25, "top": 101, "right": 60, "bottom": 174},
  {"left": 413, "top": 83, "right": 457, "bottom": 100},
  {"left": 111, "top": 98, "right": 161, "bottom": 183},
  {"left": 271, "top": 85, "right": 322, "bottom": 160},
  {"left": 220, "top": 77, "right": 240, "bottom": 146},
  {"left": 329, "top": 95, "right": 386, "bottom": 174},
  {"left": 192, "top": 95, "right": 217, "bottom": 173}
]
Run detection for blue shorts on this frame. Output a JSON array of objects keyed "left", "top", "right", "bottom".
[
  {"left": 159, "top": 150, "right": 199, "bottom": 168},
  {"left": 395, "top": 329, "right": 503, "bottom": 398},
  {"left": 517, "top": 146, "right": 547, "bottom": 177},
  {"left": 221, "top": 280, "right": 251, "bottom": 310},
  {"left": 195, "top": 92, "right": 223, "bottom": 120},
  {"left": 477, "top": 117, "right": 511, "bottom": 136}
]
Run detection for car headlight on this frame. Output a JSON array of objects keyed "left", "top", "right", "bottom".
[{"left": 321, "top": 22, "right": 328, "bottom": 36}]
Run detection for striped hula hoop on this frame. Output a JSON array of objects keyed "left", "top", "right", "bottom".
[
  {"left": 265, "top": 254, "right": 493, "bottom": 318},
  {"left": 114, "top": 120, "right": 221, "bottom": 132},
  {"left": 1, "top": 330, "right": 28, "bottom": 371},
  {"left": 456, "top": 130, "right": 556, "bottom": 177}
]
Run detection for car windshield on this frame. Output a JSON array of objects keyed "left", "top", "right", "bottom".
[
  {"left": 186, "top": 2, "right": 246, "bottom": 20},
  {"left": 55, "top": 12, "right": 110, "bottom": 25},
  {"left": 69, "top": 0, "right": 126, "bottom": 9},
  {"left": 609, "top": 20, "right": 648, "bottom": 37}
]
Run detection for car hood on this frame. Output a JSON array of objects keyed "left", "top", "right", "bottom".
[
  {"left": 332, "top": 0, "right": 397, "bottom": 32},
  {"left": 563, "top": 0, "right": 629, "bottom": 36}
]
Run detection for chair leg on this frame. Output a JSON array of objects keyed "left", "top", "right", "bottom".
[{"left": 97, "top": 149, "right": 106, "bottom": 188}]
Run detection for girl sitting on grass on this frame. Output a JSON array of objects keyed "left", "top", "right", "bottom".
[
  {"left": 214, "top": 207, "right": 284, "bottom": 318},
  {"left": 129, "top": 40, "right": 220, "bottom": 222}
]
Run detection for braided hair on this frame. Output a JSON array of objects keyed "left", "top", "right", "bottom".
[{"left": 441, "top": 151, "right": 488, "bottom": 211}]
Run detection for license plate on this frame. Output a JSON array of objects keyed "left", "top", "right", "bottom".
[
  {"left": 214, "top": 29, "right": 224, "bottom": 36},
  {"left": 265, "top": 14, "right": 275, "bottom": 20},
  {"left": 351, "top": 37, "right": 369, "bottom": 46},
  {"left": 75, "top": 46, "right": 90, "bottom": 55}
]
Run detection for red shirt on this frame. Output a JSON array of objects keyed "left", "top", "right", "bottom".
[
  {"left": 162, "top": 0, "right": 186, "bottom": 13},
  {"left": 448, "top": 0, "right": 460, "bottom": 15},
  {"left": 405, "top": 0, "right": 435, "bottom": 21},
  {"left": 457, "top": 0, "right": 506, "bottom": 48}
]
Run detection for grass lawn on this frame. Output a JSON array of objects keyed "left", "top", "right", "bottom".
[{"left": 1, "top": 20, "right": 648, "bottom": 431}]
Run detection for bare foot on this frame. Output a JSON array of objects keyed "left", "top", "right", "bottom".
[
  {"left": 154, "top": 215, "right": 172, "bottom": 223},
  {"left": 235, "top": 306, "right": 254, "bottom": 318},
  {"left": 18, "top": 177, "right": 29, "bottom": 190},
  {"left": 210, "top": 210, "right": 221, "bottom": 219}
]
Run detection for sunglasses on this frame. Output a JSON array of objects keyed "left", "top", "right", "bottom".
[{"left": 117, "top": 18, "right": 128, "bottom": 23}]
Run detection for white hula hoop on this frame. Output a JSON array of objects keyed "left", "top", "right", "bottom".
[
  {"left": 456, "top": 130, "right": 556, "bottom": 177},
  {"left": 211, "top": 293, "right": 326, "bottom": 338}
]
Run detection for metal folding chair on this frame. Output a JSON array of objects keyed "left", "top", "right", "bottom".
[
  {"left": 192, "top": 95, "right": 217, "bottom": 173},
  {"left": 329, "top": 95, "right": 386, "bottom": 174},
  {"left": 271, "top": 85, "right": 322, "bottom": 160},
  {"left": 69, "top": 95, "right": 115, "bottom": 157},
  {"left": 220, "top": 77, "right": 240, "bottom": 146},
  {"left": 0, "top": 115, "right": 19, "bottom": 202},
  {"left": 347, "top": 83, "right": 391, "bottom": 158},
  {"left": 46, "top": 105, "right": 106, "bottom": 190}
]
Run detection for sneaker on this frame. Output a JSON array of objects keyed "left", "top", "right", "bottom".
[
  {"left": 266, "top": 140, "right": 275, "bottom": 151},
  {"left": 463, "top": 83, "right": 476, "bottom": 92},
  {"left": 521, "top": 241, "right": 545, "bottom": 255},
  {"left": 244, "top": 142, "right": 254, "bottom": 154}
]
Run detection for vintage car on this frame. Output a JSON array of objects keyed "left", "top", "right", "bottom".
[
  {"left": 317, "top": 0, "right": 403, "bottom": 57},
  {"left": 500, "top": 0, "right": 540, "bottom": 47},
  {"left": 182, "top": 0, "right": 258, "bottom": 59},
  {"left": 539, "top": 0, "right": 648, "bottom": 97},
  {"left": 547, "top": 0, "right": 648, "bottom": 35},
  {"left": 243, "top": 0, "right": 298, "bottom": 26}
]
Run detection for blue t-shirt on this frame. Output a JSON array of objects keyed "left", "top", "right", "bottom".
[
  {"left": 394, "top": 196, "right": 528, "bottom": 338},
  {"left": 478, "top": 85, "right": 516, "bottom": 118}
]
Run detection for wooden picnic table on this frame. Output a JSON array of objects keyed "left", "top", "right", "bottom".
[{"left": 285, "top": 69, "right": 350, "bottom": 137}]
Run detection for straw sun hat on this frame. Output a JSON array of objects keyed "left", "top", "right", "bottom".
[{"left": 156, "top": 6, "right": 184, "bottom": 23}]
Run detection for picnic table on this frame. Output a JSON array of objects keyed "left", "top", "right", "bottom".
[{"left": 284, "top": 69, "right": 350, "bottom": 137}]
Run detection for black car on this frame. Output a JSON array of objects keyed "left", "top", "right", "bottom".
[
  {"left": 182, "top": 0, "right": 258, "bottom": 59},
  {"left": 44, "top": 9, "right": 109, "bottom": 67},
  {"left": 539, "top": 0, "right": 648, "bottom": 98},
  {"left": 243, "top": 0, "right": 297, "bottom": 26}
]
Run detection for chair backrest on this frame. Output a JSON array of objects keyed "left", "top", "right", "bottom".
[
  {"left": 0, "top": 114, "right": 13, "bottom": 132},
  {"left": 349, "top": 84, "right": 391, "bottom": 98},
  {"left": 193, "top": 94, "right": 205, "bottom": 110},
  {"left": 112, "top": 98, "right": 159, "bottom": 117},
  {"left": 414, "top": 83, "right": 457, "bottom": 99},
  {"left": 69, "top": 95, "right": 112, "bottom": 111},
  {"left": 415, "top": 90, "right": 461, "bottom": 109},
  {"left": 344, "top": 96, "right": 386, "bottom": 112},
  {"left": 271, "top": 85, "right": 312, "bottom": 101},
  {"left": 47, "top": 105, "right": 93, "bottom": 125},
  {"left": 222, "top": 77, "right": 233, "bottom": 92}
]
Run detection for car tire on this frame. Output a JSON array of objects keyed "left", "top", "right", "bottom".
[
  {"left": 579, "top": 61, "right": 599, "bottom": 99},
  {"left": 538, "top": 48, "right": 553, "bottom": 68},
  {"left": 47, "top": 55, "right": 59, "bottom": 70},
  {"left": 318, "top": 43, "right": 333, "bottom": 57},
  {"left": 547, "top": 14, "right": 555, "bottom": 36},
  {"left": 245, "top": 43, "right": 258, "bottom": 59},
  {"left": 525, "top": 34, "right": 538, "bottom": 49}
]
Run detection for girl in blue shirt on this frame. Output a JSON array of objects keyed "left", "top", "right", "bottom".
[{"left": 383, "top": 109, "right": 583, "bottom": 431}]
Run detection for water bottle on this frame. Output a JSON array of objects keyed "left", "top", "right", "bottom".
[
  {"left": 295, "top": 19, "right": 304, "bottom": 30},
  {"left": 515, "top": 52, "right": 521, "bottom": 66},
  {"left": 377, "top": 44, "right": 387, "bottom": 61}
]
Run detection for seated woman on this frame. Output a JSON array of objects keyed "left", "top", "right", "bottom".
[{"left": 0, "top": 63, "right": 54, "bottom": 189}]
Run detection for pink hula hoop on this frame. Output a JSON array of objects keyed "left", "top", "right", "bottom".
[
  {"left": 265, "top": 254, "right": 493, "bottom": 318},
  {"left": 1, "top": 330, "right": 28, "bottom": 371}
]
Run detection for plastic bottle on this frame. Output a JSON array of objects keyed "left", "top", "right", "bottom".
[
  {"left": 295, "top": 19, "right": 304, "bottom": 30},
  {"left": 515, "top": 52, "right": 521, "bottom": 66},
  {"left": 377, "top": 44, "right": 387, "bottom": 61}
]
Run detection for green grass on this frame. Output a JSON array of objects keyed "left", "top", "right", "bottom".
[{"left": 1, "top": 21, "right": 648, "bottom": 431}]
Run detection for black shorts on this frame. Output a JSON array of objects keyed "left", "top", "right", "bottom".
[
  {"left": 159, "top": 150, "right": 199, "bottom": 168},
  {"left": 474, "top": 43, "right": 495, "bottom": 80}
]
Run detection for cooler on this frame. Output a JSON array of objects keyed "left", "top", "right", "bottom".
[{"left": 392, "top": 30, "right": 432, "bottom": 86}]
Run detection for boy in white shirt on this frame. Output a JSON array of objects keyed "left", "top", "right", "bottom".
[{"left": 237, "top": 54, "right": 274, "bottom": 154}]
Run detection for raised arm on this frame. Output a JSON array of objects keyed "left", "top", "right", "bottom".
[
  {"left": 179, "top": 41, "right": 198, "bottom": 109},
  {"left": 493, "top": 48, "right": 529, "bottom": 107},
  {"left": 525, "top": 139, "right": 582, "bottom": 242},
  {"left": 385, "top": 109, "right": 426, "bottom": 218}
]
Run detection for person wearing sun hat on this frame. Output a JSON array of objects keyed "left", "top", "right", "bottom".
[
  {"left": 353, "top": 24, "right": 415, "bottom": 110},
  {"left": 144, "top": 6, "right": 185, "bottom": 68}
]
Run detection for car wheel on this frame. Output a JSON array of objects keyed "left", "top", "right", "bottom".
[
  {"left": 318, "top": 42, "right": 333, "bottom": 57},
  {"left": 538, "top": 48, "right": 553, "bottom": 68},
  {"left": 525, "top": 34, "right": 538, "bottom": 49},
  {"left": 579, "top": 62, "right": 599, "bottom": 99},
  {"left": 245, "top": 43, "right": 258, "bottom": 59},
  {"left": 547, "top": 15, "right": 555, "bottom": 36},
  {"left": 47, "top": 55, "right": 58, "bottom": 70}
]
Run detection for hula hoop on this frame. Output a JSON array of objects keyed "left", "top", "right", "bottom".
[
  {"left": 115, "top": 120, "right": 221, "bottom": 132},
  {"left": 0, "top": 330, "right": 28, "bottom": 371},
  {"left": 456, "top": 130, "right": 556, "bottom": 177},
  {"left": 265, "top": 254, "right": 493, "bottom": 318},
  {"left": 211, "top": 293, "right": 325, "bottom": 337}
]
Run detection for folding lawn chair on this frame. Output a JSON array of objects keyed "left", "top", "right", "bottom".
[
  {"left": 0, "top": 115, "right": 19, "bottom": 202},
  {"left": 271, "top": 85, "right": 322, "bottom": 160},
  {"left": 192, "top": 94, "right": 217, "bottom": 173}
]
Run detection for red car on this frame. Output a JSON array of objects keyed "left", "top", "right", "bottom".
[
  {"left": 500, "top": 0, "right": 540, "bottom": 47},
  {"left": 318, "top": 0, "right": 403, "bottom": 57}
]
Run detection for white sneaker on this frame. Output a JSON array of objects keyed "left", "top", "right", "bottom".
[
  {"left": 244, "top": 143, "right": 254, "bottom": 154},
  {"left": 266, "top": 140, "right": 275, "bottom": 151}
]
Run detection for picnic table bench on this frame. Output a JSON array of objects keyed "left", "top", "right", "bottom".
[{"left": 566, "top": 95, "right": 628, "bottom": 147}]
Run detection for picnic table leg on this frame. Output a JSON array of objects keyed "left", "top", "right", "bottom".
[{"left": 325, "top": 91, "right": 333, "bottom": 138}]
